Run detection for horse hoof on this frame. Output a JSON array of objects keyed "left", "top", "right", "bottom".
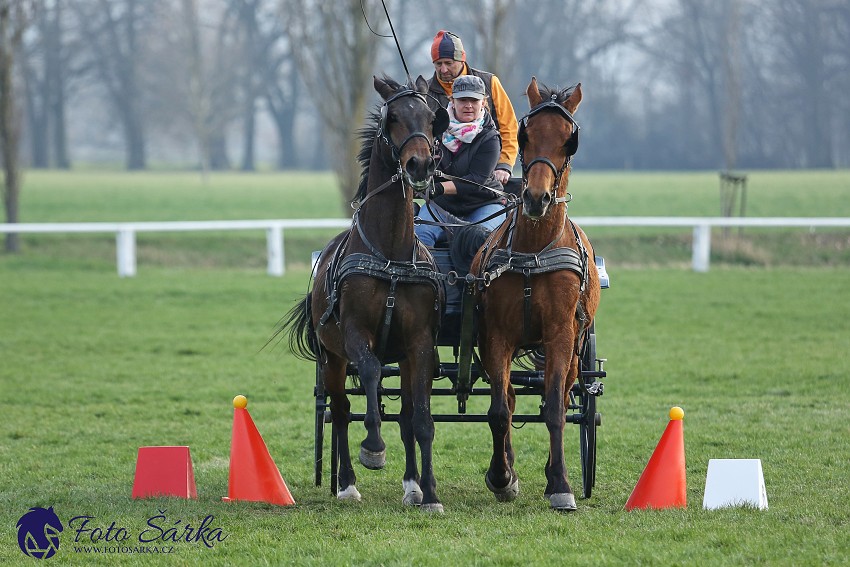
[
  {"left": 402, "top": 480, "right": 423, "bottom": 506},
  {"left": 359, "top": 446, "right": 386, "bottom": 470},
  {"left": 420, "top": 502, "right": 444, "bottom": 514},
  {"left": 337, "top": 485, "right": 362, "bottom": 501},
  {"left": 549, "top": 492, "right": 577, "bottom": 511},
  {"left": 485, "top": 472, "right": 520, "bottom": 502}
]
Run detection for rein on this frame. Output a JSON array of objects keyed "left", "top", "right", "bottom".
[{"left": 413, "top": 170, "right": 520, "bottom": 232}]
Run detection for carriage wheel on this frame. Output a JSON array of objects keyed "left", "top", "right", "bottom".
[
  {"left": 314, "top": 364, "right": 326, "bottom": 487},
  {"left": 579, "top": 387, "right": 597, "bottom": 498},
  {"left": 579, "top": 325, "right": 598, "bottom": 498}
]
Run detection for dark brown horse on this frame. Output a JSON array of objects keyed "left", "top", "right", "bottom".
[
  {"left": 283, "top": 75, "right": 449, "bottom": 512},
  {"left": 471, "top": 78, "right": 601, "bottom": 511}
]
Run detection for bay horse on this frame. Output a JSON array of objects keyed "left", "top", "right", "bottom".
[
  {"left": 283, "top": 75, "right": 449, "bottom": 512},
  {"left": 471, "top": 78, "right": 601, "bottom": 511}
]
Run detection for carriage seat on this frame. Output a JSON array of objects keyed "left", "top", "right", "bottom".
[{"left": 596, "top": 256, "right": 610, "bottom": 289}]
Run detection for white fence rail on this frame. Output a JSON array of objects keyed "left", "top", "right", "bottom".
[{"left": 2, "top": 217, "right": 849, "bottom": 276}]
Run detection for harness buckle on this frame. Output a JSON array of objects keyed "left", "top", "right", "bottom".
[{"left": 386, "top": 296, "right": 395, "bottom": 308}]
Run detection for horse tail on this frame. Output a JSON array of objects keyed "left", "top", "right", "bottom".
[{"left": 280, "top": 293, "right": 319, "bottom": 361}]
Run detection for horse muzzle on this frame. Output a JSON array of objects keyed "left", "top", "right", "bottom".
[
  {"left": 521, "top": 188, "right": 552, "bottom": 220},
  {"left": 404, "top": 154, "right": 436, "bottom": 192}
]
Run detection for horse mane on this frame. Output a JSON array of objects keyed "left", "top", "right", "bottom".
[
  {"left": 353, "top": 75, "right": 416, "bottom": 204},
  {"left": 536, "top": 83, "right": 577, "bottom": 106}
]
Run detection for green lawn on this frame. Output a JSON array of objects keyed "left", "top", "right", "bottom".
[
  {"left": 1, "top": 170, "right": 849, "bottom": 564},
  {"left": 1, "top": 264, "right": 849, "bottom": 565}
]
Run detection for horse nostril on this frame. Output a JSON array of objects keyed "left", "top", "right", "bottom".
[
  {"left": 405, "top": 156, "right": 424, "bottom": 177},
  {"left": 542, "top": 192, "right": 552, "bottom": 205}
]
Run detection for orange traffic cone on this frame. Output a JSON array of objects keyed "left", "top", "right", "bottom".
[
  {"left": 222, "top": 395, "right": 295, "bottom": 506},
  {"left": 625, "top": 406, "right": 686, "bottom": 510}
]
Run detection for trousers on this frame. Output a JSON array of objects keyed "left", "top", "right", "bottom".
[{"left": 415, "top": 202, "right": 507, "bottom": 247}]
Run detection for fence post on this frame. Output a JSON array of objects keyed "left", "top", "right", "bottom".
[
  {"left": 692, "top": 224, "right": 711, "bottom": 272},
  {"left": 116, "top": 228, "right": 137, "bottom": 277},
  {"left": 267, "top": 226, "right": 284, "bottom": 276}
]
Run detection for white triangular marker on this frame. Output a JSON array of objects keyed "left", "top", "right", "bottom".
[{"left": 703, "top": 459, "right": 768, "bottom": 510}]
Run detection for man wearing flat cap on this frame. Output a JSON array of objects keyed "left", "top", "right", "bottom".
[{"left": 427, "top": 30, "right": 519, "bottom": 185}]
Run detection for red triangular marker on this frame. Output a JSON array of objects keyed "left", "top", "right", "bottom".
[
  {"left": 223, "top": 402, "right": 294, "bottom": 506},
  {"left": 625, "top": 407, "right": 686, "bottom": 510},
  {"left": 132, "top": 446, "right": 197, "bottom": 499}
]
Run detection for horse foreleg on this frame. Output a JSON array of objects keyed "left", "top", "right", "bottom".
[
  {"left": 484, "top": 344, "right": 519, "bottom": 502},
  {"left": 543, "top": 347, "right": 576, "bottom": 511},
  {"left": 323, "top": 354, "right": 360, "bottom": 501},
  {"left": 345, "top": 333, "right": 386, "bottom": 470},
  {"left": 407, "top": 343, "right": 443, "bottom": 512},
  {"left": 506, "top": 384, "right": 517, "bottom": 468},
  {"left": 398, "top": 359, "right": 423, "bottom": 507}
]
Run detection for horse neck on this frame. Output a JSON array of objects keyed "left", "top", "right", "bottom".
[{"left": 355, "top": 149, "right": 416, "bottom": 261}]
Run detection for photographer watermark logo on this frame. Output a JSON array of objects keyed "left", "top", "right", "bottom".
[
  {"left": 16, "top": 507, "right": 63, "bottom": 559},
  {"left": 14, "top": 506, "right": 229, "bottom": 558}
]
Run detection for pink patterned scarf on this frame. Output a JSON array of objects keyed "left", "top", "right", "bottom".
[{"left": 441, "top": 103, "right": 485, "bottom": 153}]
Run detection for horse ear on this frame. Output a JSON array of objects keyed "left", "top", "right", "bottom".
[
  {"left": 374, "top": 75, "right": 395, "bottom": 101},
  {"left": 415, "top": 75, "right": 428, "bottom": 94},
  {"left": 527, "top": 76, "right": 543, "bottom": 107},
  {"left": 564, "top": 83, "right": 582, "bottom": 115}
]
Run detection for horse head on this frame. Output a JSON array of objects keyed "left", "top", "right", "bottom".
[
  {"left": 373, "top": 75, "right": 448, "bottom": 193},
  {"left": 518, "top": 77, "right": 582, "bottom": 220}
]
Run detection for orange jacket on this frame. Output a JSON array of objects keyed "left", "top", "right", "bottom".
[{"left": 435, "top": 66, "right": 519, "bottom": 173}]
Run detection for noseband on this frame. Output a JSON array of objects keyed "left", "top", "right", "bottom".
[{"left": 518, "top": 98, "right": 580, "bottom": 200}]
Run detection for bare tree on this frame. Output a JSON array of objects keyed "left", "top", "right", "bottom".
[
  {"left": 181, "top": 0, "right": 213, "bottom": 177},
  {"left": 764, "top": 0, "right": 843, "bottom": 168},
  {"left": 20, "top": 0, "right": 71, "bottom": 169},
  {"left": 459, "top": 0, "right": 516, "bottom": 78},
  {"left": 287, "top": 0, "right": 380, "bottom": 206},
  {"left": 233, "top": 0, "right": 298, "bottom": 170},
  {"left": 75, "top": 0, "right": 151, "bottom": 170},
  {"left": 0, "top": 0, "right": 33, "bottom": 253}
]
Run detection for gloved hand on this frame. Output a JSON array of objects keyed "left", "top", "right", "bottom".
[{"left": 430, "top": 181, "right": 444, "bottom": 198}]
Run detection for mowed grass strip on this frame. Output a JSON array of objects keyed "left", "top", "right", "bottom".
[{"left": 1, "top": 264, "right": 848, "bottom": 565}]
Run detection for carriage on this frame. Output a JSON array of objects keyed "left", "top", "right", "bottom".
[
  {"left": 311, "top": 242, "right": 610, "bottom": 499},
  {"left": 285, "top": 74, "right": 608, "bottom": 511}
]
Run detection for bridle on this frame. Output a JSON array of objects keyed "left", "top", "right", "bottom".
[
  {"left": 517, "top": 96, "right": 581, "bottom": 203},
  {"left": 353, "top": 89, "right": 449, "bottom": 213},
  {"left": 376, "top": 89, "right": 448, "bottom": 165}
]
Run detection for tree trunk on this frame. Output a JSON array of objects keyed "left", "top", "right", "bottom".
[
  {"left": 123, "top": 105, "right": 146, "bottom": 170},
  {"left": 240, "top": 95, "right": 256, "bottom": 171},
  {"left": 0, "top": 2, "right": 22, "bottom": 252},
  {"left": 47, "top": 1, "right": 69, "bottom": 169},
  {"left": 267, "top": 75, "right": 298, "bottom": 170}
]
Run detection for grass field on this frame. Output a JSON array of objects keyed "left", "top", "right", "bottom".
[
  {"left": 7, "top": 169, "right": 850, "bottom": 270},
  {"left": 1, "top": 170, "right": 849, "bottom": 565}
]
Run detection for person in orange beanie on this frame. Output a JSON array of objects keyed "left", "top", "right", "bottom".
[{"left": 426, "top": 30, "right": 518, "bottom": 186}]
